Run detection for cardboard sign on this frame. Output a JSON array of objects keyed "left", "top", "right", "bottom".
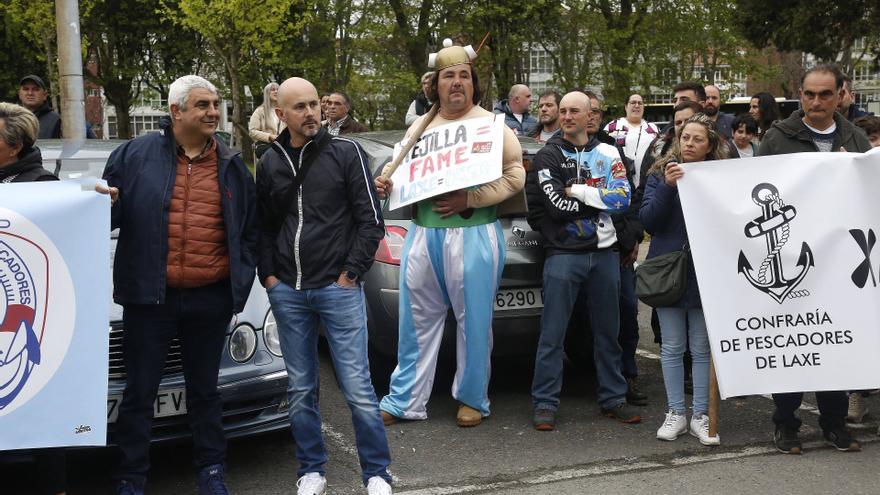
[{"left": 389, "top": 116, "right": 504, "bottom": 210}]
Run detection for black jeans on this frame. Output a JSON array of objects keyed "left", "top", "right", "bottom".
[
  {"left": 115, "top": 280, "right": 232, "bottom": 483},
  {"left": 772, "top": 391, "right": 848, "bottom": 431},
  {"left": 618, "top": 264, "right": 640, "bottom": 379}
]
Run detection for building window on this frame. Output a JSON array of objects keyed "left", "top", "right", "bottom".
[
  {"left": 650, "top": 93, "right": 672, "bottom": 104},
  {"left": 853, "top": 63, "right": 876, "bottom": 82},
  {"left": 106, "top": 114, "right": 164, "bottom": 139},
  {"left": 855, "top": 90, "right": 878, "bottom": 108},
  {"left": 530, "top": 48, "right": 551, "bottom": 75},
  {"left": 88, "top": 88, "right": 101, "bottom": 97}
]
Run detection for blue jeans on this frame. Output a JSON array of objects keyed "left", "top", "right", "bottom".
[
  {"left": 267, "top": 280, "right": 391, "bottom": 485},
  {"left": 618, "top": 264, "right": 639, "bottom": 379},
  {"left": 532, "top": 250, "right": 627, "bottom": 410},
  {"left": 656, "top": 307, "right": 709, "bottom": 415}
]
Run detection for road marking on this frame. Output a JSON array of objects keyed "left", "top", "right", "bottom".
[
  {"left": 321, "top": 422, "right": 397, "bottom": 480},
  {"left": 635, "top": 348, "right": 661, "bottom": 360},
  {"left": 394, "top": 437, "right": 880, "bottom": 494}
]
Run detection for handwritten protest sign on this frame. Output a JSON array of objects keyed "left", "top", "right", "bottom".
[
  {"left": 389, "top": 115, "right": 505, "bottom": 210},
  {"left": 677, "top": 150, "right": 880, "bottom": 399},
  {"left": 0, "top": 181, "right": 110, "bottom": 449}
]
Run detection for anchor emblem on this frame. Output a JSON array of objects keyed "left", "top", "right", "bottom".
[{"left": 737, "top": 183, "right": 814, "bottom": 304}]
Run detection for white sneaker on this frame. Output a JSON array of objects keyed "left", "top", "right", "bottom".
[
  {"left": 656, "top": 410, "right": 687, "bottom": 441},
  {"left": 366, "top": 476, "right": 392, "bottom": 495},
  {"left": 690, "top": 413, "right": 721, "bottom": 446},
  {"left": 297, "top": 472, "right": 327, "bottom": 495}
]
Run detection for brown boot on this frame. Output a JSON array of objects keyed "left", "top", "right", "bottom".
[
  {"left": 457, "top": 404, "right": 482, "bottom": 427},
  {"left": 380, "top": 411, "right": 399, "bottom": 426}
]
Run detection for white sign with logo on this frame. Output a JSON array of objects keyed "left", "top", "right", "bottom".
[
  {"left": 0, "top": 181, "right": 110, "bottom": 449},
  {"left": 677, "top": 150, "right": 880, "bottom": 399},
  {"left": 389, "top": 115, "right": 505, "bottom": 210}
]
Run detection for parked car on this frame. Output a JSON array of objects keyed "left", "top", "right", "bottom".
[
  {"left": 36, "top": 126, "right": 583, "bottom": 434},
  {"left": 38, "top": 139, "right": 289, "bottom": 444}
]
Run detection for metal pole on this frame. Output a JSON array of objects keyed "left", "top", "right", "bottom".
[{"left": 55, "top": 0, "right": 87, "bottom": 143}]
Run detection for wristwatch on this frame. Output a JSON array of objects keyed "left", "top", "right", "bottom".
[{"left": 344, "top": 270, "right": 358, "bottom": 282}]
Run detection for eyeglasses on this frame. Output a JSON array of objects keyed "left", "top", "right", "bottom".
[{"left": 628, "top": 101, "right": 644, "bottom": 106}]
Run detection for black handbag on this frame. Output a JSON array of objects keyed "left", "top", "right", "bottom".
[{"left": 635, "top": 246, "right": 689, "bottom": 307}]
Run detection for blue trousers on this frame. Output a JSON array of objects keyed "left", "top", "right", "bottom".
[
  {"left": 268, "top": 281, "right": 391, "bottom": 484},
  {"left": 381, "top": 223, "right": 505, "bottom": 419},
  {"left": 532, "top": 250, "right": 628, "bottom": 410},
  {"left": 656, "top": 307, "right": 709, "bottom": 415}
]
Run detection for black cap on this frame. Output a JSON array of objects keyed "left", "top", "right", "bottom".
[{"left": 19, "top": 75, "right": 46, "bottom": 90}]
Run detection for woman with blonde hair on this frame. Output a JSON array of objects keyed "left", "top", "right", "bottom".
[
  {"left": 640, "top": 113, "right": 728, "bottom": 447},
  {"left": 248, "top": 82, "right": 284, "bottom": 158}
]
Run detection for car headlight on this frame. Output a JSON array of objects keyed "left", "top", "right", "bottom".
[
  {"left": 263, "top": 310, "right": 283, "bottom": 357},
  {"left": 229, "top": 324, "right": 257, "bottom": 363}
]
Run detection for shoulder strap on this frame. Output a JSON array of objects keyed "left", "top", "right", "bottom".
[{"left": 279, "top": 130, "right": 332, "bottom": 212}]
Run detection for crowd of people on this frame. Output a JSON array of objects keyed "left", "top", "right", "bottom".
[{"left": 2, "top": 37, "right": 880, "bottom": 495}]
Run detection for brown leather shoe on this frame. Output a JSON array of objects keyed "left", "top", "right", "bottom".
[
  {"left": 380, "top": 411, "right": 398, "bottom": 426},
  {"left": 457, "top": 404, "right": 482, "bottom": 427}
]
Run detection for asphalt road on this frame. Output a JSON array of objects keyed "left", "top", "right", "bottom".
[{"left": 9, "top": 301, "right": 880, "bottom": 494}]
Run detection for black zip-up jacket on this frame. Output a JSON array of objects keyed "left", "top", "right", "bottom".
[
  {"left": 256, "top": 127, "right": 384, "bottom": 290},
  {"left": 525, "top": 133, "right": 631, "bottom": 255},
  {"left": 103, "top": 117, "right": 259, "bottom": 312},
  {"left": 0, "top": 148, "right": 57, "bottom": 182},
  {"left": 595, "top": 130, "right": 644, "bottom": 254}
]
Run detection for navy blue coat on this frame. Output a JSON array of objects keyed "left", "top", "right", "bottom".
[
  {"left": 103, "top": 120, "right": 259, "bottom": 312},
  {"left": 639, "top": 171, "right": 701, "bottom": 309}
]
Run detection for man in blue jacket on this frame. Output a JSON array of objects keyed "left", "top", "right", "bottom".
[
  {"left": 102, "top": 75, "right": 258, "bottom": 495},
  {"left": 494, "top": 84, "right": 538, "bottom": 136}
]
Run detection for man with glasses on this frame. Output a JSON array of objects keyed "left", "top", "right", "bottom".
[{"left": 758, "top": 64, "right": 871, "bottom": 455}]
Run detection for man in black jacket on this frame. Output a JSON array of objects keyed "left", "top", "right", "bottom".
[
  {"left": 583, "top": 92, "right": 647, "bottom": 407},
  {"left": 18, "top": 75, "right": 97, "bottom": 139},
  {"left": 255, "top": 77, "right": 391, "bottom": 495},
  {"left": 528, "top": 91, "right": 639, "bottom": 431},
  {"left": 103, "top": 75, "right": 258, "bottom": 495}
]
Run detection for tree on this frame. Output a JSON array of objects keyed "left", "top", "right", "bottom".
[
  {"left": 82, "top": 0, "right": 162, "bottom": 138},
  {"left": 4, "top": 0, "right": 60, "bottom": 109},
  {"left": 168, "top": 0, "right": 304, "bottom": 156},
  {"left": 734, "top": 0, "right": 880, "bottom": 73},
  {"left": 0, "top": 8, "right": 46, "bottom": 102}
]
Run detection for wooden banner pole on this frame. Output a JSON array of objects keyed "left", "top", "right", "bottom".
[{"left": 708, "top": 354, "right": 720, "bottom": 438}]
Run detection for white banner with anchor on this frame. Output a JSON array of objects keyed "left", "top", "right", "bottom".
[{"left": 677, "top": 149, "right": 880, "bottom": 399}]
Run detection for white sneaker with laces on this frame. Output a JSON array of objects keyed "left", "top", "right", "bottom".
[
  {"left": 690, "top": 413, "right": 721, "bottom": 446},
  {"left": 297, "top": 472, "right": 327, "bottom": 495},
  {"left": 656, "top": 410, "right": 687, "bottom": 441},
  {"left": 366, "top": 476, "right": 392, "bottom": 495}
]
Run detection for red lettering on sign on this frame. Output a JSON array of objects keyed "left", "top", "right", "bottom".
[
  {"left": 455, "top": 146, "right": 467, "bottom": 165},
  {"left": 422, "top": 155, "right": 435, "bottom": 177},
  {"left": 437, "top": 150, "right": 451, "bottom": 171},
  {"left": 409, "top": 159, "right": 422, "bottom": 182}
]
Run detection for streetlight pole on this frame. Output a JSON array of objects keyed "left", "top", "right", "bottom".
[{"left": 55, "top": 0, "right": 86, "bottom": 142}]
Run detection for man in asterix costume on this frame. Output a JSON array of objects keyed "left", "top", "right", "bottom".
[{"left": 374, "top": 39, "right": 525, "bottom": 427}]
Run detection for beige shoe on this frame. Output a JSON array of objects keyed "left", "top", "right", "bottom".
[
  {"left": 847, "top": 393, "right": 869, "bottom": 423},
  {"left": 457, "top": 404, "right": 482, "bottom": 427},
  {"left": 380, "top": 410, "right": 399, "bottom": 426}
]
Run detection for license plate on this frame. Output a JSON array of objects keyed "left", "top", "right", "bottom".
[
  {"left": 107, "top": 388, "right": 187, "bottom": 424},
  {"left": 494, "top": 288, "right": 544, "bottom": 311}
]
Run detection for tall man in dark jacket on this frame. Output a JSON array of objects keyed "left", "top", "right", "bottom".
[
  {"left": 256, "top": 77, "right": 392, "bottom": 495},
  {"left": 527, "top": 91, "right": 639, "bottom": 431},
  {"left": 103, "top": 75, "right": 259, "bottom": 495},
  {"left": 758, "top": 64, "right": 871, "bottom": 455}
]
